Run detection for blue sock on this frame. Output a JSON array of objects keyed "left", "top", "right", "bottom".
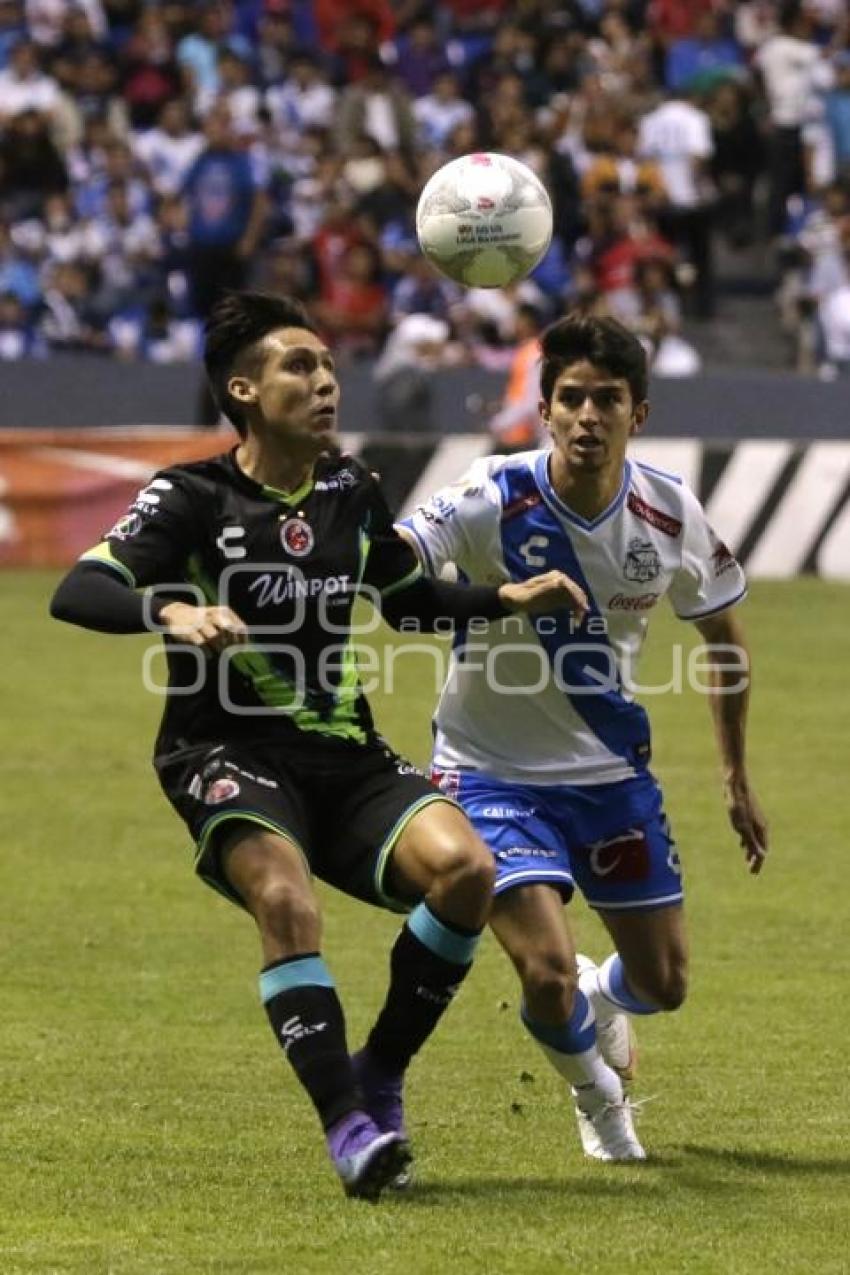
[
  {"left": 521, "top": 988, "right": 597, "bottom": 1055},
  {"left": 521, "top": 990, "right": 622, "bottom": 1099}
]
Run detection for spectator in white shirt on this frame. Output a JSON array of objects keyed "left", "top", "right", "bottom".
[
  {"left": 25, "top": 0, "right": 106, "bottom": 49},
  {"left": 754, "top": 0, "right": 826, "bottom": 234},
  {"left": 335, "top": 56, "right": 416, "bottom": 158},
  {"left": 638, "top": 90, "right": 713, "bottom": 210},
  {"left": 819, "top": 273, "right": 850, "bottom": 370},
  {"left": 638, "top": 88, "right": 716, "bottom": 317},
  {"left": 0, "top": 38, "right": 61, "bottom": 122},
  {"left": 199, "top": 49, "right": 263, "bottom": 137},
  {"left": 734, "top": 2, "right": 778, "bottom": 53},
  {"left": 414, "top": 70, "right": 475, "bottom": 151},
  {"left": 265, "top": 51, "right": 337, "bottom": 143},
  {"left": 133, "top": 99, "right": 204, "bottom": 198}
]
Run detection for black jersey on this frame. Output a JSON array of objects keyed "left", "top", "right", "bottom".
[{"left": 81, "top": 450, "right": 423, "bottom": 759}]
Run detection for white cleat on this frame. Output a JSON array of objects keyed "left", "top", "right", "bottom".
[
  {"left": 573, "top": 1095, "right": 647, "bottom": 1162},
  {"left": 576, "top": 953, "right": 638, "bottom": 1085}
]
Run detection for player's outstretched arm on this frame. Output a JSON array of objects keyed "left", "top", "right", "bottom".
[
  {"left": 379, "top": 571, "right": 587, "bottom": 631},
  {"left": 50, "top": 562, "right": 248, "bottom": 652},
  {"left": 694, "top": 607, "right": 769, "bottom": 876},
  {"left": 499, "top": 571, "right": 588, "bottom": 619}
]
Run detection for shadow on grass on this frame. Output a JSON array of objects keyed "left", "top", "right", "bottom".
[
  {"left": 390, "top": 1175, "right": 664, "bottom": 1205},
  {"left": 394, "top": 1149, "right": 798, "bottom": 1205},
  {"left": 680, "top": 1144, "right": 850, "bottom": 1177}
]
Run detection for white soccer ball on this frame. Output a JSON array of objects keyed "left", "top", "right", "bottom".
[{"left": 415, "top": 152, "right": 553, "bottom": 289}]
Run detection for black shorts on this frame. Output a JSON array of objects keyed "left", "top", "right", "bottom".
[{"left": 156, "top": 737, "right": 452, "bottom": 912}]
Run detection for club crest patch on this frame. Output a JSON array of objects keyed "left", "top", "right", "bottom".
[
  {"left": 280, "top": 517, "right": 314, "bottom": 557},
  {"left": 203, "top": 777, "right": 240, "bottom": 805},
  {"left": 624, "top": 537, "right": 660, "bottom": 583}
]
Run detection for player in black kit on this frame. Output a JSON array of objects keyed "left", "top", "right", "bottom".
[{"left": 51, "top": 292, "right": 585, "bottom": 1200}]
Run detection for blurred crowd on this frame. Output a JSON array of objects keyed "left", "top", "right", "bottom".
[{"left": 1, "top": 0, "right": 850, "bottom": 422}]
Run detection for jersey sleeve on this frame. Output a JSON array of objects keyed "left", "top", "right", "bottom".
[
  {"left": 361, "top": 475, "right": 424, "bottom": 597},
  {"left": 398, "top": 460, "right": 500, "bottom": 578},
  {"left": 79, "top": 470, "right": 197, "bottom": 588},
  {"left": 690, "top": 109, "right": 714, "bottom": 160},
  {"left": 667, "top": 488, "right": 747, "bottom": 621}
]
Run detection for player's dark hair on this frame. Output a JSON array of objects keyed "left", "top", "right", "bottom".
[
  {"left": 778, "top": 0, "right": 803, "bottom": 32},
  {"left": 203, "top": 291, "right": 318, "bottom": 435},
  {"left": 539, "top": 314, "right": 648, "bottom": 407}
]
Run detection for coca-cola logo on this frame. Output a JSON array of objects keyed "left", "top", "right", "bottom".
[{"left": 608, "top": 592, "right": 660, "bottom": 611}]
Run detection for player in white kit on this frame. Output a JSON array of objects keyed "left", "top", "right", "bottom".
[{"left": 400, "top": 315, "right": 769, "bottom": 1162}]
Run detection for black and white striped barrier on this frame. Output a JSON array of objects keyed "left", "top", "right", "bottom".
[{"left": 339, "top": 435, "right": 850, "bottom": 580}]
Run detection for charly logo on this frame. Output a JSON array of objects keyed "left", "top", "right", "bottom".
[
  {"left": 216, "top": 525, "right": 247, "bottom": 560},
  {"left": 108, "top": 512, "right": 142, "bottom": 540},
  {"left": 133, "top": 478, "right": 173, "bottom": 510},
  {"left": 278, "top": 1015, "right": 327, "bottom": 1053},
  {"left": 624, "top": 538, "right": 660, "bottom": 584},
  {"left": 280, "top": 517, "right": 314, "bottom": 557}
]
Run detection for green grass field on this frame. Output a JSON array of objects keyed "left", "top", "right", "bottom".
[{"left": 2, "top": 571, "right": 848, "bottom": 1274}]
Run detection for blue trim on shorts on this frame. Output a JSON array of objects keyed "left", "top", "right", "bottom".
[{"left": 493, "top": 868, "right": 575, "bottom": 898}]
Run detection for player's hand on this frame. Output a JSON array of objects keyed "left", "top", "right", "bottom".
[
  {"left": 158, "top": 602, "right": 249, "bottom": 653},
  {"left": 499, "top": 571, "right": 588, "bottom": 621},
  {"left": 723, "top": 776, "right": 769, "bottom": 875}
]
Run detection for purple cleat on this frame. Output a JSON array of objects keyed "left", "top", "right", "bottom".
[
  {"left": 352, "top": 1050, "right": 412, "bottom": 1189},
  {"left": 326, "top": 1110, "right": 410, "bottom": 1201}
]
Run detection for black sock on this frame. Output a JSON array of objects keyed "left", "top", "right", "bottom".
[
  {"left": 260, "top": 954, "right": 360, "bottom": 1131},
  {"left": 366, "top": 904, "right": 481, "bottom": 1073}
]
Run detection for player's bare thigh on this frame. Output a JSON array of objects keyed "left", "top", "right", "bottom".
[
  {"left": 385, "top": 801, "right": 495, "bottom": 930},
  {"left": 220, "top": 825, "right": 321, "bottom": 964},
  {"left": 490, "top": 883, "right": 579, "bottom": 1026},
  {"left": 597, "top": 904, "right": 689, "bottom": 1011}
]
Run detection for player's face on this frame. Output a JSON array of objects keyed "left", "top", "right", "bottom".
[
  {"left": 233, "top": 327, "right": 340, "bottom": 453},
  {"left": 541, "top": 360, "right": 647, "bottom": 477}
]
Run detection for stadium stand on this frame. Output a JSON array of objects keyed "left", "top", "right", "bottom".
[{"left": 0, "top": 0, "right": 847, "bottom": 378}]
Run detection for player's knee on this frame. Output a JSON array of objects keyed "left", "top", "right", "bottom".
[
  {"left": 519, "top": 952, "right": 578, "bottom": 1021},
  {"left": 648, "top": 963, "right": 688, "bottom": 1012},
  {"left": 433, "top": 834, "right": 496, "bottom": 898},
  {"left": 251, "top": 877, "right": 320, "bottom": 943}
]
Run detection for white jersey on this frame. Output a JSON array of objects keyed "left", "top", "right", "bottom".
[{"left": 402, "top": 450, "right": 747, "bottom": 786}]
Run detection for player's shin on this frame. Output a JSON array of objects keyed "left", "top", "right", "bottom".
[
  {"left": 364, "top": 902, "right": 482, "bottom": 1073},
  {"left": 259, "top": 953, "right": 361, "bottom": 1129},
  {"left": 521, "top": 990, "right": 622, "bottom": 1110},
  {"left": 522, "top": 993, "right": 647, "bottom": 1161}
]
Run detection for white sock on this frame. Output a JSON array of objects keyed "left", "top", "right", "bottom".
[
  {"left": 537, "top": 1041, "right": 623, "bottom": 1113},
  {"left": 521, "top": 989, "right": 623, "bottom": 1113},
  {"left": 578, "top": 961, "right": 619, "bottom": 1026}
]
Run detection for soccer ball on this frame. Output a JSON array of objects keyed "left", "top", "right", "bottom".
[{"left": 415, "top": 152, "right": 553, "bottom": 289}]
